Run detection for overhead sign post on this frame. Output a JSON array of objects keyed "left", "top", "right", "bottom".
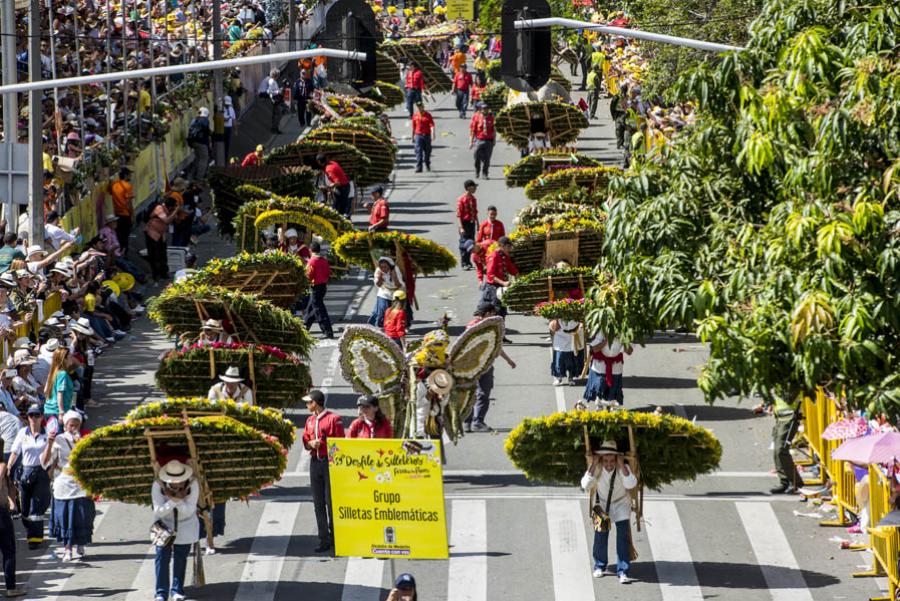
[
  {"left": 445, "top": 0, "right": 474, "bottom": 21},
  {"left": 329, "top": 438, "right": 448, "bottom": 559}
]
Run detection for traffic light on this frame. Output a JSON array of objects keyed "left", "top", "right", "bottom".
[
  {"left": 500, "top": 0, "right": 551, "bottom": 92},
  {"left": 320, "top": 0, "right": 381, "bottom": 93}
]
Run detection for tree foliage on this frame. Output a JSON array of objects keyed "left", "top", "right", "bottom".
[{"left": 589, "top": 0, "right": 900, "bottom": 415}]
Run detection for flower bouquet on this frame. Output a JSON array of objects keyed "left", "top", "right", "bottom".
[
  {"left": 333, "top": 231, "right": 457, "bottom": 275},
  {"left": 496, "top": 101, "right": 589, "bottom": 150},
  {"left": 516, "top": 204, "right": 605, "bottom": 229},
  {"left": 481, "top": 82, "right": 508, "bottom": 113},
  {"left": 509, "top": 217, "right": 604, "bottom": 274},
  {"left": 524, "top": 165, "right": 622, "bottom": 201},
  {"left": 504, "top": 150, "right": 600, "bottom": 188},
  {"left": 502, "top": 267, "right": 596, "bottom": 313},
  {"left": 262, "top": 140, "right": 371, "bottom": 184},
  {"left": 188, "top": 251, "right": 310, "bottom": 308}
]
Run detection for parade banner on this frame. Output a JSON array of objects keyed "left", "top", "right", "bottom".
[
  {"left": 445, "top": 0, "right": 474, "bottom": 20},
  {"left": 329, "top": 438, "right": 448, "bottom": 559}
]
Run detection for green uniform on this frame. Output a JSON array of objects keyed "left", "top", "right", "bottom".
[{"left": 772, "top": 397, "right": 800, "bottom": 489}]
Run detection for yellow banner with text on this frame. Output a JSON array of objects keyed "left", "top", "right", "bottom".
[
  {"left": 445, "top": 0, "right": 474, "bottom": 20},
  {"left": 329, "top": 438, "right": 448, "bottom": 559}
]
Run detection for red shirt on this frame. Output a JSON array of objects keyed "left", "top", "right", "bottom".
[
  {"left": 324, "top": 160, "right": 350, "bottom": 186},
  {"left": 472, "top": 248, "right": 487, "bottom": 284},
  {"left": 456, "top": 193, "right": 478, "bottom": 223},
  {"left": 405, "top": 69, "right": 425, "bottom": 91},
  {"left": 485, "top": 248, "right": 518, "bottom": 285},
  {"left": 306, "top": 255, "right": 331, "bottom": 285},
  {"left": 412, "top": 111, "right": 435, "bottom": 136},
  {"left": 383, "top": 306, "right": 407, "bottom": 339},
  {"left": 476, "top": 218, "right": 505, "bottom": 243},
  {"left": 470, "top": 112, "right": 495, "bottom": 141},
  {"left": 302, "top": 410, "right": 345, "bottom": 459},
  {"left": 241, "top": 152, "right": 260, "bottom": 167},
  {"left": 280, "top": 242, "right": 312, "bottom": 260},
  {"left": 369, "top": 198, "right": 389, "bottom": 229},
  {"left": 453, "top": 71, "right": 473, "bottom": 92},
  {"left": 347, "top": 417, "right": 394, "bottom": 439}
]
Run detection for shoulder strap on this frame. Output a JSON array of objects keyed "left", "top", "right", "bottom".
[
  {"left": 173, "top": 507, "right": 178, "bottom": 536},
  {"left": 605, "top": 468, "right": 617, "bottom": 514}
]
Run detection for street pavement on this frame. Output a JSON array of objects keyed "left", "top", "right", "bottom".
[{"left": 12, "top": 79, "right": 889, "bottom": 600}]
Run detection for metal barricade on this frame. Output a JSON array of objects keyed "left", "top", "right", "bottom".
[{"left": 856, "top": 465, "right": 899, "bottom": 600}]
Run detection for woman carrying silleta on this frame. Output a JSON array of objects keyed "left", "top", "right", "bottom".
[{"left": 580, "top": 439, "right": 637, "bottom": 584}]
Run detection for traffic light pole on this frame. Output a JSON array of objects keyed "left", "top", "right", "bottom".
[
  {"left": 513, "top": 17, "right": 744, "bottom": 53},
  {"left": 212, "top": 0, "right": 225, "bottom": 166},
  {"left": 27, "top": 0, "right": 44, "bottom": 246}
]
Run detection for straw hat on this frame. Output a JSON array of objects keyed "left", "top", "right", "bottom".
[
  {"left": 218, "top": 365, "right": 243, "bottom": 383},
  {"left": 13, "top": 337, "right": 34, "bottom": 350},
  {"left": 13, "top": 349, "right": 36, "bottom": 366},
  {"left": 159, "top": 460, "right": 194, "bottom": 484},
  {"left": 62, "top": 409, "right": 83, "bottom": 425},
  {"left": 71, "top": 317, "right": 95, "bottom": 336},
  {"left": 285, "top": 228, "right": 299, "bottom": 239},
  {"left": 426, "top": 369, "right": 454, "bottom": 396},
  {"left": 592, "top": 440, "right": 621, "bottom": 456},
  {"left": 42, "top": 338, "right": 61, "bottom": 352},
  {"left": 25, "top": 245, "right": 45, "bottom": 260},
  {"left": 201, "top": 318, "right": 224, "bottom": 331}
]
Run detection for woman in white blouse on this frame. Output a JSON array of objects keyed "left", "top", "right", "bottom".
[
  {"left": 152, "top": 460, "right": 200, "bottom": 601},
  {"left": 42, "top": 410, "right": 95, "bottom": 561},
  {"left": 8, "top": 403, "right": 50, "bottom": 549},
  {"left": 367, "top": 257, "right": 404, "bottom": 328}
]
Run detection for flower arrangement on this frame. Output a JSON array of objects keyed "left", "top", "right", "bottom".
[
  {"left": 155, "top": 343, "right": 312, "bottom": 408},
  {"left": 336, "top": 115, "right": 389, "bottom": 134},
  {"left": 148, "top": 283, "right": 315, "bottom": 356},
  {"left": 412, "top": 329, "right": 449, "bottom": 368},
  {"left": 524, "top": 165, "right": 623, "bottom": 201},
  {"left": 496, "top": 101, "right": 590, "bottom": 150},
  {"left": 516, "top": 201, "right": 605, "bottom": 229},
  {"left": 376, "top": 51, "right": 401, "bottom": 84},
  {"left": 481, "top": 82, "right": 508, "bottom": 113},
  {"left": 364, "top": 81, "right": 405, "bottom": 109},
  {"left": 508, "top": 219, "right": 605, "bottom": 274},
  {"left": 332, "top": 231, "right": 457, "bottom": 275},
  {"left": 535, "top": 297, "right": 593, "bottom": 322},
  {"left": 254, "top": 209, "right": 339, "bottom": 241},
  {"left": 126, "top": 397, "right": 296, "bottom": 449},
  {"left": 70, "top": 415, "right": 287, "bottom": 505},
  {"left": 306, "top": 127, "right": 396, "bottom": 185},
  {"left": 187, "top": 251, "right": 310, "bottom": 308},
  {"left": 338, "top": 325, "right": 406, "bottom": 395},
  {"left": 262, "top": 139, "right": 372, "bottom": 184},
  {"left": 381, "top": 42, "right": 453, "bottom": 93},
  {"left": 504, "top": 409, "right": 722, "bottom": 489},
  {"left": 502, "top": 267, "right": 596, "bottom": 312},
  {"left": 310, "top": 92, "right": 387, "bottom": 118},
  {"left": 504, "top": 150, "right": 601, "bottom": 188}
]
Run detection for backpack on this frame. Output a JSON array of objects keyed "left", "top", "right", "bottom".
[{"left": 186, "top": 119, "right": 204, "bottom": 144}]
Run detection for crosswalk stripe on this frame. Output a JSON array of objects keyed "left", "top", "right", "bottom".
[
  {"left": 545, "top": 499, "right": 595, "bottom": 600},
  {"left": 736, "top": 502, "right": 814, "bottom": 601},
  {"left": 234, "top": 501, "right": 303, "bottom": 601},
  {"left": 643, "top": 500, "right": 703, "bottom": 601},
  {"left": 124, "top": 546, "right": 157, "bottom": 601},
  {"left": 448, "top": 499, "right": 487, "bottom": 601},
  {"left": 340, "top": 558, "right": 385, "bottom": 601},
  {"left": 554, "top": 386, "right": 566, "bottom": 412}
]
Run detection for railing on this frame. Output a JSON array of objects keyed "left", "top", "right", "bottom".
[{"left": 1, "top": 291, "right": 62, "bottom": 363}]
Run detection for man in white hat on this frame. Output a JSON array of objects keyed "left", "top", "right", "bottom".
[
  {"left": 196, "top": 319, "right": 234, "bottom": 346},
  {"left": 580, "top": 440, "right": 637, "bottom": 583},
  {"left": 207, "top": 366, "right": 254, "bottom": 405},
  {"left": 415, "top": 369, "right": 454, "bottom": 437},
  {"left": 33, "top": 338, "right": 60, "bottom": 388},
  {"left": 151, "top": 459, "right": 200, "bottom": 601},
  {"left": 278, "top": 228, "right": 310, "bottom": 259},
  {"left": 25, "top": 240, "right": 74, "bottom": 275}
]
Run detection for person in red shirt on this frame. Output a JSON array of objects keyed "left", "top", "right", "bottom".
[
  {"left": 411, "top": 103, "right": 436, "bottom": 173},
  {"left": 279, "top": 227, "right": 311, "bottom": 260},
  {"left": 471, "top": 240, "right": 491, "bottom": 286},
  {"left": 382, "top": 289, "right": 408, "bottom": 348},
  {"left": 404, "top": 64, "right": 425, "bottom": 117},
  {"left": 469, "top": 102, "right": 496, "bottom": 179},
  {"left": 456, "top": 179, "right": 479, "bottom": 269},
  {"left": 316, "top": 153, "right": 352, "bottom": 218},
  {"left": 365, "top": 186, "right": 389, "bottom": 232},
  {"left": 302, "top": 389, "right": 345, "bottom": 553},
  {"left": 241, "top": 144, "right": 264, "bottom": 167},
  {"left": 476, "top": 205, "right": 506, "bottom": 243},
  {"left": 483, "top": 236, "right": 518, "bottom": 317},
  {"left": 303, "top": 241, "right": 333, "bottom": 339},
  {"left": 453, "top": 65, "right": 473, "bottom": 118},
  {"left": 347, "top": 395, "right": 395, "bottom": 439}
]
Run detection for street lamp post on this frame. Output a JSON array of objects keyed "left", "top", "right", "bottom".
[{"left": 27, "top": 0, "right": 44, "bottom": 246}]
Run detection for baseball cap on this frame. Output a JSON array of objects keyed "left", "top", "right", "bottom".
[
  {"left": 371, "top": 185, "right": 385, "bottom": 195},
  {"left": 464, "top": 179, "right": 478, "bottom": 189},
  {"left": 26, "top": 403, "right": 43, "bottom": 416},
  {"left": 356, "top": 395, "right": 378, "bottom": 407},
  {"left": 395, "top": 573, "right": 416, "bottom": 589},
  {"left": 302, "top": 390, "right": 326, "bottom": 406}
]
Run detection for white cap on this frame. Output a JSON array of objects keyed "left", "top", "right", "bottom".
[
  {"left": 199, "top": 107, "right": 209, "bottom": 117},
  {"left": 285, "top": 228, "right": 299, "bottom": 239}
]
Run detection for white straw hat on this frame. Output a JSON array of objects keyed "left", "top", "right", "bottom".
[
  {"left": 218, "top": 365, "right": 244, "bottom": 383},
  {"left": 159, "top": 460, "right": 194, "bottom": 484}
]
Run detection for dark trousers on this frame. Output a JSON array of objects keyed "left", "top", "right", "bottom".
[
  {"left": 115, "top": 214, "right": 132, "bottom": 254},
  {"left": 304, "top": 283, "right": 333, "bottom": 337},
  {"left": 19, "top": 466, "right": 50, "bottom": 544},
  {"left": 172, "top": 218, "right": 193, "bottom": 247},
  {"left": 773, "top": 414, "right": 800, "bottom": 487},
  {"left": 333, "top": 185, "right": 352, "bottom": 218},
  {"left": 405, "top": 88, "right": 422, "bottom": 117},
  {"left": 297, "top": 100, "right": 311, "bottom": 127},
  {"left": 414, "top": 134, "right": 432, "bottom": 170},
  {"left": 593, "top": 519, "right": 631, "bottom": 575},
  {"left": 455, "top": 90, "right": 469, "bottom": 117},
  {"left": 310, "top": 457, "right": 333, "bottom": 545},
  {"left": 588, "top": 88, "right": 601, "bottom": 119},
  {"left": 144, "top": 234, "right": 169, "bottom": 281},
  {"left": 155, "top": 543, "right": 190, "bottom": 597},
  {"left": 224, "top": 126, "right": 233, "bottom": 160},
  {"left": 459, "top": 220, "right": 476, "bottom": 267},
  {"left": 0, "top": 508, "right": 16, "bottom": 590},
  {"left": 466, "top": 366, "right": 494, "bottom": 426},
  {"left": 474, "top": 139, "right": 494, "bottom": 177}
]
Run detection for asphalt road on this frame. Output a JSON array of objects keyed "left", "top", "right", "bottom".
[{"left": 12, "top": 77, "right": 888, "bottom": 601}]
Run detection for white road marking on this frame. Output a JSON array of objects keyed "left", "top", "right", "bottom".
[
  {"left": 341, "top": 557, "right": 385, "bottom": 601},
  {"left": 36, "top": 504, "right": 110, "bottom": 601},
  {"left": 234, "top": 502, "right": 303, "bottom": 601},
  {"left": 545, "top": 499, "right": 595, "bottom": 601},
  {"left": 644, "top": 500, "right": 703, "bottom": 601},
  {"left": 124, "top": 546, "right": 157, "bottom": 601},
  {"left": 448, "top": 499, "right": 487, "bottom": 601},
  {"left": 736, "top": 502, "right": 814, "bottom": 601},
  {"left": 260, "top": 492, "right": 800, "bottom": 503},
  {"left": 280, "top": 469, "right": 774, "bottom": 480},
  {"left": 554, "top": 386, "right": 566, "bottom": 412}
]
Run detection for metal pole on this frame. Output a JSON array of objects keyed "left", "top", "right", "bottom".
[
  {"left": 28, "top": 0, "right": 45, "bottom": 246},
  {"left": 45, "top": 0, "right": 62, "bottom": 155},
  {"left": 1, "top": 0, "right": 19, "bottom": 228},
  {"left": 513, "top": 17, "right": 744, "bottom": 53},
  {"left": 105, "top": 0, "right": 112, "bottom": 141},
  {"left": 0, "top": 49, "right": 370, "bottom": 95},
  {"left": 288, "top": 0, "right": 297, "bottom": 52},
  {"left": 212, "top": 0, "right": 225, "bottom": 166}
]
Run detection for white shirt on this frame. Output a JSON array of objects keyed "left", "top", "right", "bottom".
[
  {"left": 0, "top": 413, "right": 21, "bottom": 448},
  {"left": 589, "top": 333, "right": 625, "bottom": 376},
  {"left": 151, "top": 479, "right": 200, "bottom": 545},
  {"left": 207, "top": 382, "right": 254, "bottom": 406},
  {"left": 0, "top": 388, "right": 17, "bottom": 416},
  {"left": 11, "top": 426, "right": 48, "bottom": 467},
  {"left": 374, "top": 269, "right": 403, "bottom": 300},
  {"left": 580, "top": 465, "right": 638, "bottom": 523},
  {"left": 12, "top": 374, "right": 40, "bottom": 404},
  {"left": 223, "top": 105, "right": 236, "bottom": 128},
  {"left": 44, "top": 223, "right": 76, "bottom": 250},
  {"left": 33, "top": 349, "right": 53, "bottom": 388},
  {"left": 49, "top": 431, "right": 86, "bottom": 499},
  {"left": 552, "top": 320, "right": 581, "bottom": 353}
]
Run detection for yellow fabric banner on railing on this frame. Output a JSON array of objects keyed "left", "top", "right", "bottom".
[{"left": 329, "top": 438, "right": 448, "bottom": 559}]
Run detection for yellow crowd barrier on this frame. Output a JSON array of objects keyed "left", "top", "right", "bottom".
[
  {"left": 855, "top": 465, "right": 899, "bottom": 600},
  {"left": 1, "top": 291, "right": 62, "bottom": 364}
]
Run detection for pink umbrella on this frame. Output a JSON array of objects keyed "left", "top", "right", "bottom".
[
  {"left": 822, "top": 417, "right": 869, "bottom": 441},
  {"left": 832, "top": 432, "right": 900, "bottom": 465}
]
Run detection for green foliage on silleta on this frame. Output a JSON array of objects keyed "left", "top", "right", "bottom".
[
  {"left": 502, "top": 267, "right": 596, "bottom": 313},
  {"left": 188, "top": 251, "right": 310, "bottom": 308},
  {"left": 263, "top": 139, "right": 371, "bottom": 184},
  {"left": 333, "top": 231, "right": 457, "bottom": 275},
  {"left": 505, "top": 409, "right": 722, "bottom": 489},
  {"left": 496, "top": 101, "right": 589, "bottom": 150},
  {"left": 593, "top": 0, "right": 900, "bottom": 415},
  {"left": 504, "top": 150, "right": 601, "bottom": 188}
]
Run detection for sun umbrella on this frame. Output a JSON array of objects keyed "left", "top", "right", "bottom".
[
  {"left": 822, "top": 417, "right": 869, "bottom": 441},
  {"left": 878, "top": 510, "right": 900, "bottom": 528},
  {"left": 832, "top": 432, "right": 900, "bottom": 465}
]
